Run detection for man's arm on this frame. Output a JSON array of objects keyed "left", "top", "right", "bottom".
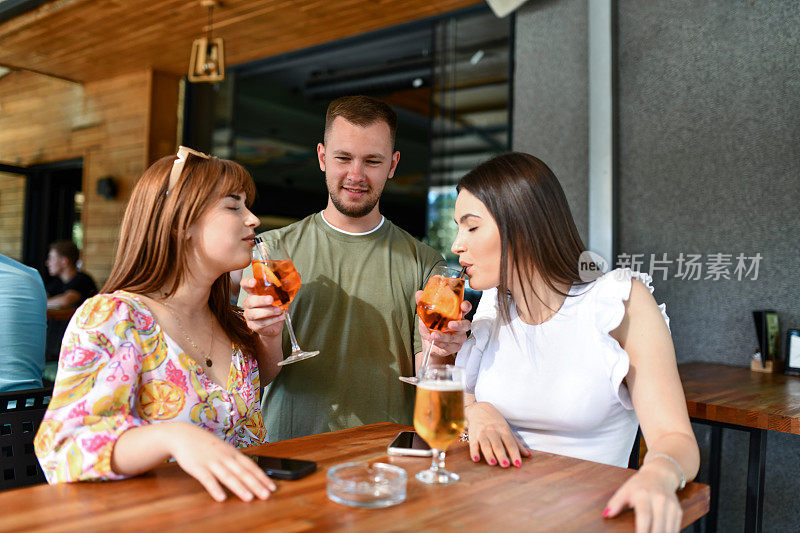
[{"left": 47, "top": 289, "right": 81, "bottom": 309}]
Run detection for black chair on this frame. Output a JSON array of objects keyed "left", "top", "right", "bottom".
[
  {"left": 0, "top": 387, "right": 52, "bottom": 491},
  {"left": 628, "top": 426, "right": 643, "bottom": 469}
]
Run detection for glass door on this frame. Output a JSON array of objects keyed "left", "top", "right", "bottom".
[{"left": 0, "top": 160, "right": 83, "bottom": 273}]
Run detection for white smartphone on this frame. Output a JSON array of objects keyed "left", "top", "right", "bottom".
[{"left": 387, "top": 431, "right": 433, "bottom": 457}]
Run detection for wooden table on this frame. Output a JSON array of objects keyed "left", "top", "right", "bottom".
[
  {"left": 0, "top": 422, "right": 708, "bottom": 532},
  {"left": 680, "top": 362, "right": 800, "bottom": 533}
]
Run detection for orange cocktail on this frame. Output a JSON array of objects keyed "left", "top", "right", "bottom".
[
  {"left": 252, "top": 236, "right": 319, "bottom": 366},
  {"left": 399, "top": 266, "right": 466, "bottom": 386},
  {"left": 417, "top": 275, "right": 465, "bottom": 333},
  {"left": 251, "top": 259, "right": 301, "bottom": 310}
]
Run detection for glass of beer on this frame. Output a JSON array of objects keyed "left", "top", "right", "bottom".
[
  {"left": 252, "top": 237, "right": 319, "bottom": 365},
  {"left": 399, "top": 265, "right": 465, "bottom": 385},
  {"left": 413, "top": 365, "right": 466, "bottom": 484}
]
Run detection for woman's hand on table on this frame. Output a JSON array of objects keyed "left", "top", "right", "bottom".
[
  {"left": 240, "top": 277, "right": 285, "bottom": 338},
  {"left": 169, "top": 422, "right": 276, "bottom": 502},
  {"left": 416, "top": 290, "right": 472, "bottom": 357},
  {"left": 465, "top": 401, "right": 531, "bottom": 468},
  {"left": 603, "top": 461, "right": 683, "bottom": 533}
]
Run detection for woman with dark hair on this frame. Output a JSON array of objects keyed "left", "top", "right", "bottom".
[
  {"left": 453, "top": 152, "right": 699, "bottom": 532},
  {"left": 35, "top": 147, "right": 285, "bottom": 502}
]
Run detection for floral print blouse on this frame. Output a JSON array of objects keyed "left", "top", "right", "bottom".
[{"left": 34, "top": 291, "right": 267, "bottom": 483}]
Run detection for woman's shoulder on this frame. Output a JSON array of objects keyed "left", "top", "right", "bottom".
[
  {"left": 587, "top": 268, "right": 670, "bottom": 333},
  {"left": 72, "top": 291, "right": 157, "bottom": 333},
  {"left": 590, "top": 267, "right": 647, "bottom": 291}
]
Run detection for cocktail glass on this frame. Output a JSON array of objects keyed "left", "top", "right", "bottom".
[
  {"left": 399, "top": 265, "right": 465, "bottom": 385},
  {"left": 252, "top": 237, "right": 319, "bottom": 365}
]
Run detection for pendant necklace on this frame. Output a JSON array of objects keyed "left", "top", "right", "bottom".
[{"left": 161, "top": 300, "right": 215, "bottom": 367}]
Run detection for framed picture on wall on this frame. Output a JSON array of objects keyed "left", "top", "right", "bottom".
[{"left": 786, "top": 329, "right": 800, "bottom": 376}]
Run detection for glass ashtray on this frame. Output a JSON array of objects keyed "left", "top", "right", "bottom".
[{"left": 327, "top": 462, "right": 407, "bottom": 508}]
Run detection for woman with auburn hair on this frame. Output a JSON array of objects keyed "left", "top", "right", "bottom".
[
  {"left": 35, "top": 147, "right": 285, "bottom": 502},
  {"left": 452, "top": 152, "right": 699, "bottom": 532}
]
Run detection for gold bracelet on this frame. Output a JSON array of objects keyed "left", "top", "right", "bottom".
[{"left": 648, "top": 453, "right": 686, "bottom": 490}]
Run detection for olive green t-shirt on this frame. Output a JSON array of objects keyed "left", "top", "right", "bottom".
[{"left": 244, "top": 213, "right": 444, "bottom": 441}]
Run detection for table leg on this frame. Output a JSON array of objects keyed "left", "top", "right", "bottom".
[
  {"left": 705, "top": 425, "right": 722, "bottom": 533},
  {"left": 744, "top": 429, "right": 767, "bottom": 533}
]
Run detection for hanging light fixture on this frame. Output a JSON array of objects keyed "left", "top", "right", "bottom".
[
  {"left": 485, "top": 0, "right": 530, "bottom": 18},
  {"left": 188, "top": 0, "right": 225, "bottom": 82}
]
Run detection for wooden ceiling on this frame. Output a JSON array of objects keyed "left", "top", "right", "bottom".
[{"left": 0, "top": 0, "right": 482, "bottom": 83}]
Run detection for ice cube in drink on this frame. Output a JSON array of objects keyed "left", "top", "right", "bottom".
[{"left": 417, "top": 275, "right": 465, "bottom": 332}]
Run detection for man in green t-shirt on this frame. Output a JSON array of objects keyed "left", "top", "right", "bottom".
[{"left": 240, "top": 95, "right": 472, "bottom": 441}]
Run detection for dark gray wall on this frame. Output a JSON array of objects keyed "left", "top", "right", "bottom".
[
  {"left": 618, "top": 2, "right": 800, "bottom": 531},
  {"left": 618, "top": 0, "right": 800, "bottom": 366},
  {"left": 513, "top": 0, "right": 589, "bottom": 241},
  {"left": 515, "top": 0, "right": 800, "bottom": 531}
]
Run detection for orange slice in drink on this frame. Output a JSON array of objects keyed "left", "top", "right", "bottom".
[
  {"left": 254, "top": 261, "right": 283, "bottom": 287},
  {"left": 264, "top": 264, "right": 283, "bottom": 287},
  {"left": 438, "top": 291, "right": 461, "bottom": 322}
]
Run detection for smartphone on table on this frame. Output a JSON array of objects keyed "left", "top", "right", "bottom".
[
  {"left": 387, "top": 431, "right": 433, "bottom": 457},
  {"left": 250, "top": 455, "right": 317, "bottom": 480}
]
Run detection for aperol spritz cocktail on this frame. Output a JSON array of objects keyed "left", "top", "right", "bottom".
[
  {"left": 399, "top": 265, "right": 465, "bottom": 385},
  {"left": 417, "top": 274, "right": 465, "bottom": 333},
  {"left": 252, "top": 237, "right": 319, "bottom": 366},
  {"left": 251, "top": 259, "right": 300, "bottom": 310}
]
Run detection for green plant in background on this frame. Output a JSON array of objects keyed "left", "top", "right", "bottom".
[
  {"left": 72, "top": 222, "right": 83, "bottom": 250},
  {"left": 424, "top": 188, "right": 459, "bottom": 266}
]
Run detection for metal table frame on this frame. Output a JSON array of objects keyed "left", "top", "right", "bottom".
[{"left": 691, "top": 417, "right": 767, "bottom": 533}]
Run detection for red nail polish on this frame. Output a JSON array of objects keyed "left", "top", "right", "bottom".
[
  {"left": 489, "top": 458, "right": 497, "bottom": 465},
  {"left": 514, "top": 460, "right": 521, "bottom": 467},
  {"left": 502, "top": 460, "right": 509, "bottom": 467},
  {"left": 473, "top": 456, "right": 480, "bottom": 462},
  {"left": 602, "top": 508, "right": 611, "bottom": 518}
]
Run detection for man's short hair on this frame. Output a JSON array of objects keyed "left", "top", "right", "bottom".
[
  {"left": 50, "top": 240, "right": 79, "bottom": 267},
  {"left": 324, "top": 95, "right": 398, "bottom": 148}
]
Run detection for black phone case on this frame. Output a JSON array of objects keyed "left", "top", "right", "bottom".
[{"left": 259, "top": 459, "right": 317, "bottom": 480}]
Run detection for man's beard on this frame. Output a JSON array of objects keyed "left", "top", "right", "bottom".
[
  {"left": 327, "top": 179, "right": 386, "bottom": 218},
  {"left": 328, "top": 192, "right": 380, "bottom": 218}
]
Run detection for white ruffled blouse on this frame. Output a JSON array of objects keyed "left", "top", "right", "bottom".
[{"left": 456, "top": 268, "right": 670, "bottom": 467}]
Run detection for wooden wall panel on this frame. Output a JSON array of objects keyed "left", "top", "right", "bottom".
[
  {"left": 0, "top": 172, "right": 26, "bottom": 260},
  {"left": 147, "top": 72, "right": 181, "bottom": 164},
  {"left": 0, "top": 69, "right": 179, "bottom": 284}
]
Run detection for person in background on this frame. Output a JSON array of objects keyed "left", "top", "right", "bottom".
[
  {"left": 452, "top": 153, "right": 699, "bottom": 533},
  {"left": 44, "top": 240, "right": 97, "bottom": 361},
  {"left": 241, "top": 95, "right": 471, "bottom": 441},
  {"left": 34, "top": 147, "right": 281, "bottom": 502},
  {"left": 0, "top": 254, "right": 46, "bottom": 392},
  {"left": 45, "top": 240, "right": 98, "bottom": 310}
]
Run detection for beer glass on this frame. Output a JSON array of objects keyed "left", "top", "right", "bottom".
[
  {"left": 252, "top": 237, "right": 319, "bottom": 365},
  {"left": 413, "top": 365, "right": 466, "bottom": 484},
  {"left": 399, "top": 265, "right": 465, "bottom": 385}
]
